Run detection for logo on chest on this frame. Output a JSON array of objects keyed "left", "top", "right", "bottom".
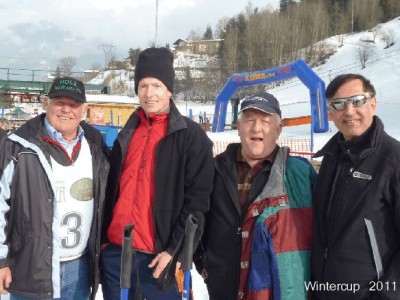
[{"left": 352, "top": 171, "right": 372, "bottom": 180}]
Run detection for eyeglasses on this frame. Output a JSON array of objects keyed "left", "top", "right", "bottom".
[{"left": 328, "top": 93, "right": 372, "bottom": 110}]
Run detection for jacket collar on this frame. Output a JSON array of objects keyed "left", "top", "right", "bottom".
[
  {"left": 121, "top": 99, "right": 186, "bottom": 135},
  {"left": 115, "top": 99, "right": 187, "bottom": 164},
  {"left": 9, "top": 113, "right": 105, "bottom": 152},
  {"left": 215, "top": 143, "right": 286, "bottom": 215},
  {"left": 314, "top": 116, "right": 383, "bottom": 161},
  {"left": 166, "top": 100, "right": 187, "bottom": 134}
]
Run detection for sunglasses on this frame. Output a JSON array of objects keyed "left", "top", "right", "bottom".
[{"left": 328, "top": 93, "right": 372, "bottom": 110}]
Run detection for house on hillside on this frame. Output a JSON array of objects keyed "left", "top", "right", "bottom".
[
  {"left": 171, "top": 39, "right": 222, "bottom": 81},
  {"left": 172, "top": 39, "right": 223, "bottom": 57}
]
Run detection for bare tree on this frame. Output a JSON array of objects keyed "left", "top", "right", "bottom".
[
  {"left": 58, "top": 56, "right": 77, "bottom": 76},
  {"left": 103, "top": 71, "right": 128, "bottom": 95},
  {"left": 54, "top": 66, "right": 62, "bottom": 78},
  {"left": 381, "top": 28, "right": 395, "bottom": 48},
  {"left": 196, "top": 57, "right": 223, "bottom": 102},
  {"left": 186, "top": 29, "right": 202, "bottom": 40},
  {"left": 356, "top": 42, "right": 375, "bottom": 69},
  {"left": 220, "top": 23, "right": 239, "bottom": 75},
  {"left": 337, "top": 34, "right": 345, "bottom": 47},
  {"left": 181, "top": 66, "right": 195, "bottom": 101},
  {"left": 215, "top": 17, "right": 229, "bottom": 39},
  {"left": 371, "top": 25, "right": 381, "bottom": 43},
  {"left": 91, "top": 63, "right": 102, "bottom": 71}
]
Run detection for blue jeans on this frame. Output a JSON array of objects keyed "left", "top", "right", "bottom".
[
  {"left": 101, "top": 243, "right": 181, "bottom": 300},
  {"left": 10, "top": 254, "right": 90, "bottom": 300}
]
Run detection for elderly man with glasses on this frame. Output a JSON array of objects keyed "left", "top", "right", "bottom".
[{"left": 311, "top": 74, "right": 400, "bottom": 300}]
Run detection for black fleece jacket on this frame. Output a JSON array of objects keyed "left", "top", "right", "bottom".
[{"left": 311, "top": 116, "right": 400, "bottom": 300}]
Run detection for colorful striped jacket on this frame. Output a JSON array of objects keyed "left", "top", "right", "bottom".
[
  {"left": 242, "top": 147, "right": 316, "bottom": 299},
  {"left": 199, "top": 145, "right": 316, "bottom": 300}
]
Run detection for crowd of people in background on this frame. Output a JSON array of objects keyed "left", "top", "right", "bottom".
[{"left": 0, "top": 47, "right": 398, "bottom": 300}]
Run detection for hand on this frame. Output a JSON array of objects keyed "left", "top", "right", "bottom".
[
  {"left": 0, "top": 267, "right": 12, "bottom": 295},
  {"left": 175, "top": 261, "right": 181, "bottom": 273},
  {"left": 201, "top": 269, "right": 208, "bottom": 280},
  {"left": 148, "top": 251, "right": 173, "bottom": 279}
]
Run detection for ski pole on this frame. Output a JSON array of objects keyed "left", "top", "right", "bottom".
[
  {"left": 121, "top": 224, "right": 134, "bottom": 300},
  {"left": 181, "top": 214, "right": 198, "bottom": 300}
]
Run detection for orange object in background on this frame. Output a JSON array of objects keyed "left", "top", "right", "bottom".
[
  {"left": 282, "top": 114, "right": 332, "bottom": 127},
  {"left": 176, "top": 269, "right": 194, "bottom": 299}
]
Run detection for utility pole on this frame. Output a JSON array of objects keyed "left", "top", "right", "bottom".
[
  {"left": 99, "top": 43, "right": 116, "bottom": 70},
  {"left": 155, "top": 0, "right": 159, "bottom": 47}
]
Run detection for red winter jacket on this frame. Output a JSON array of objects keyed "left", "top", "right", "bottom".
[
  {"left": 102, "top": 102, "right": 214, "bottom": 258},
  {"left": 107, "top": 109, "right": 168, "bottom": 252}
]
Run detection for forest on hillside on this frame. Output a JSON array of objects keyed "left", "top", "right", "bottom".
[{"left": 126, "top": 0, "right": 400, "bottom": 101}]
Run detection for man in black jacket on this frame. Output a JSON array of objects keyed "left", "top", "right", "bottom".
[
  {"left": 0, "top": 77, "right": 109, "bottom": 299},
  {"left": 311, "top": 74, "right": 400, "bottom": 299}
]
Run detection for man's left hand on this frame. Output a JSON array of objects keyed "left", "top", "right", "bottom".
[{"left": 148, "top": 251, "right": 181, "bottom": 278}]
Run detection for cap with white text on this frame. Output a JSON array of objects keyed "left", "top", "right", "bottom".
[{"left": 239, "top": 91, "right": 281, "bottom": 117}]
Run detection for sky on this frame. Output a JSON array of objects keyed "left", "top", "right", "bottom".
[{"left": 0, "top": 0, "right": 279, "bottom": 74}]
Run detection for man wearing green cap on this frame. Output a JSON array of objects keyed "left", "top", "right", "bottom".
[{"left": 0, "top": 77, "right": 109, "bottom": 299}]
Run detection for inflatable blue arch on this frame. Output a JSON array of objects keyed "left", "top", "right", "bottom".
[{"left": 211, "top": 59, "right": 329, "bottom": 133}]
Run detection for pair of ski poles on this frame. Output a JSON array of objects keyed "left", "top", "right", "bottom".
[{"left": 120, "top": 215, "right": 198, "bottom": 300}]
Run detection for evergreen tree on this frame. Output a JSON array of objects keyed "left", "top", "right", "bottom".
[
  {"left": 203, "top": 25, "right": 213, "bottom": 40},
  {"left": 324, "top": 0, "right": 350, "bottom": 11},
  {"left": 235, "top": 13, "right": 248, "bottom": 73},
  {"left": 128, "top": 47, "right": 141, "bottom": 67},
  {"left": 280, "top": 0, "right": 297, "bottom": 13},
  {"left": 54, "top": 66, "right": 61, "bottom": 78},
  {"left": 379, "top": 0, "right": 400, "bottom": 22},
  {"left": 219, "top": 14, "right": 249, "bottom": 77}
]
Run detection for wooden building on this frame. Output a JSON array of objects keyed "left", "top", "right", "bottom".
[{"left": 86, "top": 95, "right": 139, "bottom": 127}]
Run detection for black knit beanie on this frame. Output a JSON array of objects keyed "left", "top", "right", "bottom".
[{"left": 134, "top": 47, "right": 175, "bottom": 94}]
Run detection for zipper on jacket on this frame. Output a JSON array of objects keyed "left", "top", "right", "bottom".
[
  {"left": 236, "top": 216, "right": 242, "bottom": 299},
  {"left": 323, "top": 164, "right": 342, "bottom": 250},
  {"left": 140, "top": 118, "right": 153, "bottom": 170},
  {"left": 322, "top": 161, "right": 347, "bottom": 285},
  {"left": 322, "top": 161, "right": 355, "bottom": 285}
]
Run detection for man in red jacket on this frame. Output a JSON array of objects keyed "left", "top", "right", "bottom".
[{"left": 100, "top": 47, "right": 214, "bottom": 300}]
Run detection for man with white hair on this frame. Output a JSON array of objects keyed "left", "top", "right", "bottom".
[
  {"left": 196, "top": 91, "right": 317, "bottom": 300},
  {"left": 0, "top": 77, "right": 109, "bottom": 299}
]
